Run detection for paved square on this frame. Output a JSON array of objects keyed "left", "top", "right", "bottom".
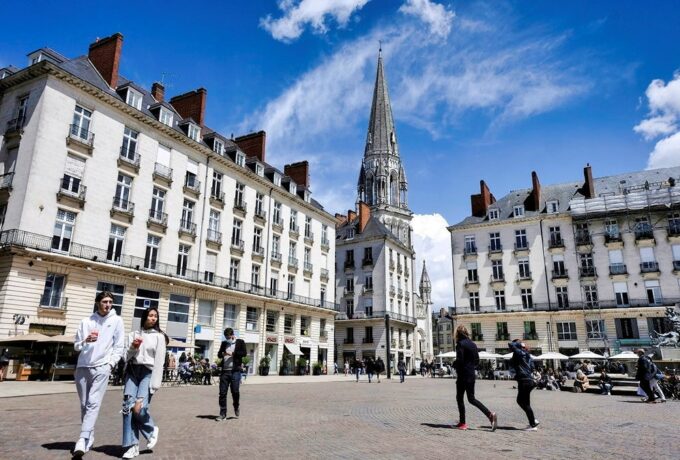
[{"left": 0, "top": 377, "right": 676, "bottom": 459}]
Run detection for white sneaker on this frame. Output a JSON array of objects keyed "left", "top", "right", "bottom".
[
  {"left": 86, "top": 435, "right": 94, "bottom": 451},
  {"left": 122, "top": 444, "right": 139, "bottom": 459},
  {"left": 73, "top": 438, "right": 87, "bottom": 457},
  {"left": 523, "top": 425, "right": 538, "bottom": 431},
  {"left": 147, "top": 426, "right": 160, "bottom": 449}
]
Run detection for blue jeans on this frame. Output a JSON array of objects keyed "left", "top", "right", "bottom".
[
  {"left": 355, "top": 369, "right": 361, "bottom": 381},
  {"left": 219, "top": 371, "right": 241, "bottom": 416},
  {"left": 122, "top": 365, "right": 155, "bottom": 447}
]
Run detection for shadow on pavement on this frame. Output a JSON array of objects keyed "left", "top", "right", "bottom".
[
  {"left": 421, "top": 423, "right": 453, "bottom": 429},
  {"left": 196, "top": 414, "right": 219, "bottom": 420},
  {"left": 91, "top": 445, "right": 122, "bottom": 457},
  {"left": 41, "top": 441, "right": 73, "bottom": 452}
]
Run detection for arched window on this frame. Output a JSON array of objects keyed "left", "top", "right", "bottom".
[{"left": 390, "top": 173, "right": 399, "bottom": 205}]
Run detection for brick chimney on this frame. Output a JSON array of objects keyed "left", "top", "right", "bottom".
[
  {"left": 581, "top": 164, "right": 595, "bottom": 198},
  {"left": 358, "top": 201, "right": 371, "bottom": 233},
  {"left": 284, "top": 161, "right": 310, "bottom": 189},
  {"left": 470, "top": 180, "right": 496, "bottom": 217},
  {"left": 88, "top": 33, "right": 123, "bottom": 88},
  {"left": 234, "top": 131, "right": 266, "bottom": 162},
  {"left": 169, "top": 88, "right": 207, "bottom": 126},
  {"left": 530, "top": 171, "right": 541, "bottom": 211},
  {"left": 335, "top": 213, "right": 347, "bottom": 226},
  {"left": 347, "top": 210, "right": 357, "bottom": 222},
  {"left": 151, "top": 82, "right": 165, "bottom": 102}
]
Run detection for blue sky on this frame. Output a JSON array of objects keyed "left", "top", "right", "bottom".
[{"left": 3, "top": 0, "right": 680, "bottom": 306}]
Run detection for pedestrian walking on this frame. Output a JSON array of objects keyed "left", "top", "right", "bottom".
[
  {"left": 344, "top": 361, "right": 350, "bottom": 376},
  {"left": 72, "top": 291, "right": 125, "bottom": 457},
  {"left": 508, "top": 340, "right": 539, "bottom": 431},
  {"left": 121, "top": 306, "right": 167, "bottom": 459},
  {"left": 334, "top": 362, "right": 338, "bottom": 375},
  {"left": 354, "top": 358, "right": 364, "bottom": 382},
  {"left": 0, "top": 348, "right": 10, "bottom": 382},
  {"left": 397, "top": 358, "right": 406, "bottom": 383},
  {"left": 635, "top": 349, "right": 661, "bottom": 403},
  {"left": 452, "top": 325, "right": 496, "bottom": 431},
  {"left": 376, "top": 357, "right": 385, "bottom": 383},
  {"left": 366, "top": 357, "right": 375, "bottom": 383},
  {"left": 217, "top": 328, "right": 247, "bottom": 420}
]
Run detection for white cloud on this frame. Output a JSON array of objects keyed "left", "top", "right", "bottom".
[
  {"left": 399, "top": 0, "right": 455, "bottom": 38},
  {"left": 261, "top": 0, "right": 370, "bottom": 42},
  {"left": 412, "top": 213, "right": 453, "bottom": 308},
  {"left": 635, "top": 71, "right": 680, "bottom": 168}
]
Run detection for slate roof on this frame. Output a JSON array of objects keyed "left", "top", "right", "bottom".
[
  {"left": 364, "top": 51, "right": 399, "bottom": 158},
  {"left": 336, "top": 214, "right": 408, "bottom": 249}
]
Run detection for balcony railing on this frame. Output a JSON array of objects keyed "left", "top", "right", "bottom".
[
  {"left": 252, "top": 245, "right": 264, "bottom": 258},
  {"left": 288, "top": 256, "right": 298, "bottom": 268},
  {"left": 471, "top": 334, "right": 483, "bottom": 341},
  {"left": 343, "top": 286, "right": 354, "bottom": 296},
  {"left": 0, "top": 229, "right": 339, "bottom": 311},
  {"left": 304, "top": 262, "right": 313, "bottom": 274},
  {"left": 673, "top": 260, "right": 680, "bottom": 271},
  {"left": 551, "top": 269, "right": 568, "bottom": 279},
  {"left": 58, "top": 180, "right": 87, "bottom": 201},
  {"left": 495, "top": 334, "right": 510, "bottom": 341},
  {"left": 0, "top": 172, "right": 14, "bottom": 190},
  {"left": 579, "top": 266, "right": 597, "bottom": 278},
  {"left": 389, "top": 286, "right": 396, "bottom": 296},
  {"left": 68, "top": 124, "right": 94, "bottom": 146},
  {"left": 604, "top": 232, "right": 623, "bottom": 244},
  {"left": 640, "top": 261, "right": 660, "bottom": 273},
  {"left": 362, "top": 337, "right": 373, "bottom": 344},
  {"left": 111, "top": 197, "right": 134, "bottom": 214},
  {"left": 344, "top": 259, "right": 355, "bottom": 270},
  {"left": 179, "top": 220, "right": 197, "bottom": 236},
  {"left": 254, "top": 208, "right": 267, "bottom": 221},
  {"left": 207, "top": 230, "right": 222, "bottom": 244},
  {"left": 6, "top": 116, "right": 25, "bottom": 134},
  {"left": 304, "top": 232, "right": 314, "bottom": 243},
  {"left": 230, "top": 239, "right": 244, "bottom": 252},
  {"left": 39, "top": 294, "right": 68, "bottom": 310},
  {"left": 233, "top": 199, "right": 247, "bottom": 213},
  {"left": 635, "top": 228, "right": 655, "bottom": 241},
  {"left": 271, "top": 252, "right": 282, "bottom": 263},
  {"left": 490, "top": 274, "right": 505, "bottom": 282},
  {"left": 343, "top": 338, "right": 354, "bottom": 344},
  {"left": 548, "top": 237, "right": 564, "bottom": 248},
  {"left": 321, "top": 238, "right": 330, "bottom": 249},
  {"left": 147, "top": 209, "right": 167, "bottom": 226},
  {"left": 514, "top": 242, "right": 529, "bottom": 252},
  {"left": 464, "top": 245, "right": 477, "bottom": 256},
  {"left": 609, "top": 263, "right": 627, "bottom": 275},
  {"left": 488, "top": 244, "right": 503, "bottom": 253},
  {"left": 668, "top": 223, "right": 680, "bottom": 237},
  {"left": 517, "top": 271, "right": 532, "bottom": 281},
  {"left": 523, "top": 332, "right": 538, "bottom": 340},
  {"left": 184, "top": 176, "right": 201, "bottom": 193},
  {"left": 320, "top": 268, "right": 329, "bottom": 279},
  {"left": 153, "top": 163, "right": 173, "bottom": 181},
  {"left": 210, "top": 191, "right": 225, "bottom": 204},
  {"left": 574, "top": 232, "right": 591, "bottom": 246},
  {"left": 119, "top": 147, "right": 141, "bottom": 168},
  {"left": 454, "top": 296, "right": 680, "bottom": 314},
  {"left": 362, "top": 258, "right": 373, "bottom": 267},
  {"left": 272, "top": 216, "right": 283, "bottom": 229}
]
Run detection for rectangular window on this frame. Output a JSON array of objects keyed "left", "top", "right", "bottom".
[
  {"left": 234, "top": 182, "right": 245, "bottom": 208},
  {"left": 547, "top": 201, "right": 559, "bottom": 214},
  {"left": 556, "top": 322, "right": 577, "bottom": 340},
  {"left": 521, "top": 288, "right": 533, "bottom": 309},
  {"left": 235, "top": 152, "right": 245, "bottom": 167},
  {"left": 518, "top": 258, "right": 530, "bottom": 279},
  {"left": 223, "top": 304, "right": 238, "bottom": 329},
  {"left": 464, "top": 235, "right": 476, "bottom": 254},
  {"left": 251, "top": 264, "right": 261, "bottom": 287},
  {"left": 266, "top": 310, "right": 278, "bottom": 333},
  {"left": 614, "top": 282, "right": 629, "bottom": 306},
  {"left": 616, "top": 318, "right": 638, "bottom": 339},
  {"left": 232, "top": 219, "right": 243, "bottom": 247},
  {"left": 270, "top": 271, "right": 279, "bottom": 295},
  {"left": 365, "top": 326, "right": 373, "bottom": 343},
  {"left": 346, "top": 299, "right": 354, "bottom": 318},
  {"left": 182, "top": 199, "right": 195, "bottom": 228},
  {"left": 159, "top": 107, "right": 173, "bottom": 126},
  {"left": 137, "top": 289, "right": 161, "bottom": 320},
  {"left": 187, "top": 123, "right": 200, "bottom": 141},
  {"left": 126, "top": 88, "right": 142, "bottom": 109},
  {"left": 471, "top": 323, "right": 482, "bottom": 340},
  {"left": 552, "top": 254, "right": 566, "bottom": 276},
  {"left": 346, "top": 327, "right": 354, "bottom": 344},
  {"left": 52, "top": 209, "right": 76, "bottom": 252},
  {"left": 95, "top": 282, "right": 124, "bottom": 315},
  {"left": 121, "top": 126, "right": 138, "bottom": 159},
  {"left": 469, "top": 292, "right": 480, "bottom": 312},
  {"left": 491, "top": 260, "right": 504, "bottom": 281},
  {"left": 150, "top": 187, "right": 165, "bottom": 220},
  {"left": 605, "top": 219, "right": 620, "bottom": 240},
  {"left": 524, "top": 321, "right": 537, "bottom": 339},
  {"left": 144, "top": 235, "right": 160, "bottom": 270},
  {"left": 213, "top": 138, "right": 224, "bottom": 155},
  {"left": 273, "top": 202, "right": 282, "bottom": 225},
  {"left": 176, "top": 244, "right": 190, "bottom": 276},
  {"left": 304, "top": 216, "right": 312, "bottom": 238},
  {"left": 204, "top": 252, "right": 216, "bottom": 283},
  {"left": 496, "top": 322, "right": 508, "bottom": 340},
  {"left": 513, "top": 205, "right": 525, "bottom": 217},
  {"left": 515, "top": 229, "right": 528, "bottom": 249},
  {"left": 364, "top": 298, "right": 373, "bottom": 316},
  {"left": 556, "top": 286, "right": 569, "bottom": 309},
  {"left": 494, "top": 290, "right": 506, "bottom": 311},
  {"left": 284, "top": 314, "right": 294, "bottom": 335},
  {"left": 229, "top": 259, "right": 240, "bottom": 284},
  {"left": 255, "top": 193, "right": 264, "bottom": 217},
  {"left": 489, "top": 232, "right": 501, "bottom": 251},
  {"left": 290, "top": 210, "right": 298, "bottom": 232},
  {"left": 197, "top": 300, "right": 214, "bottom": 327},
  {"left": 167, "top": 294, "right": 189, "bottom": 324},
  {"left": 71, "top": 105, "right": 92, "bottom": 139},
  {"left": 208, "top": 210, "right": 221, "bottom": 242},
  {"left": 584, "top": 285, "right": 598, "bottom": 307},
  {"left": 365, "top": 274, "right": 373, "bottom": 290},
  {"left": 300, "top": 316, "right": 310, "bottom": 336},
  {"left": 211, "top": 171, "right": 223, "bottom": 198},
  {"left": 645, "top": 280, "right": 662, "bottom": 305},
  {"left": 246, "top": 307, "right": 259, "bottom": 331},
  {"left": 322, "top": 225, "right": 328, "bottom": 245},
  {"left": 586, "top": 320, "right": 605, "bottom": 339},
  {"left": 549, "top": 226, "right": 562, "bottom": 246},
  {"left": 107, "top": 224, "right": 126, "bottom": 263},
  {"left": 41, "top": 273, "right": 65, "bottom": 308},
  {"left": 488, "top": 209, "right": 499, "bottom": 220},
  {"left": 252, "top": 227, "right": 263, "bottom": 253},
  {"left": 114, "top": 173, "right": 133, "bottom": 210},
  {"left": 466, "top": 261, "right": 478, "bottom": 282}
]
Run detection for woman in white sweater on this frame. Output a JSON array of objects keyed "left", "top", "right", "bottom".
[{"left": 121, "top": 306, "right": 167, "bottom": 459}]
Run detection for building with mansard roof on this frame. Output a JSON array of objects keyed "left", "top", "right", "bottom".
[
  {"left": 335, "top": 51, "right": 432, "bottom": 372},
  {"left": 448, "top": 164, "right": 680, "bottom": 359},
  {"left": 0, "top": 33, "right": 337, "bottom": 377}
]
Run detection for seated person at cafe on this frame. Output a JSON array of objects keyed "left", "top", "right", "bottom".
[{"left": 574, "top": 370, "right": 590, "bottom": 392}]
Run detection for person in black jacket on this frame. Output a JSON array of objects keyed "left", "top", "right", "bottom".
[
  {"left": 634, "top": 348, "right": 657, "bottom": 403},
  {"left": 452, "top": 325, "right": 497, "bottom": 431},
  {"left": 216, "top": 328, "right": 247, "bottom": 421},
  {"left": 509, "top": 340, "right": 539, "bottom": 430}
]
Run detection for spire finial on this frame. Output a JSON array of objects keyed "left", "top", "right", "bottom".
[{"left": 378, "top": 40, "right": 382, "bottom": 57}]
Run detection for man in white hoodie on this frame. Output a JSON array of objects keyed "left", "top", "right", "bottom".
[{"left": 72, "top": 291, "right": 125, "bottom": 457}]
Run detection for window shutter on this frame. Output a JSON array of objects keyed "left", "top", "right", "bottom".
[
  {"left": 64, "top": 155, "right": 86, "bottom": 178},
  {"left": 157, "top": 144, "right": 171, "bottom": 166}
]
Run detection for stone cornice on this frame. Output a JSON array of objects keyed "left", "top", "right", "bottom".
[{"left": 447, "top": 212, "right": 568, "bottom": 233}]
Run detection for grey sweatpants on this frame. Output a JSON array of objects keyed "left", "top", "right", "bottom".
[{"left": 75, "top": 364, "right": 111, "bottom": 439}]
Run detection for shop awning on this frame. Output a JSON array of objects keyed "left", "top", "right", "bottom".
[{"left": 284, "top": 343, "right": 302, "bottom": 355}]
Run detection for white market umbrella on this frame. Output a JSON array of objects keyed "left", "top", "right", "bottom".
[
  {"left": 436, "top": 351, "right": 456, "bottom": 358},
  {"left": 37, "top": 334, "right": 75, "bottom": 382},
  {"left": 0, "top": 333, "right": 49, "bottom": 343},
  {"left": 478, "top": 351, "right": 504, "bottom": 359},
  {"left": 609, "top": 351, "right": 639, "bottom": 360},
  {"left": 534, "top": 352, "right": 570, "bottom": 360},
  {"left": 501, "top": 352, "right": 540, "bottom": 360},
  {"left": 167, "top": 339, "right": 200, "bottom": 349},
  {"left": 570, "top": 350, "right": 606, "bottom": 360}
]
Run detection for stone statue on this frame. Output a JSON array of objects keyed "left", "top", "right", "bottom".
[{"left": 651, "top": 307, "right": 680, "bottom": 348}]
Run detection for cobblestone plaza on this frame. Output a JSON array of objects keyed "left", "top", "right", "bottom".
[{"left": 1, "top": 377, "right": 676, "bottom": 459}]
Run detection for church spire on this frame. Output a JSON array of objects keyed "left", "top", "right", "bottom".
[
  {"left": 419, "top": 261, "right": 432, "bottom": 305},
  {"left": 364, "top": 49, "right": 399, "bottom": 158}
]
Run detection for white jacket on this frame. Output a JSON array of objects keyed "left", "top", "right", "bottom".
[
  {"left": 74, "top": 309, "right": 125, "bottom": 369},
  {"left": 125, "top": 329, "right": 167, "bottom": 393}
]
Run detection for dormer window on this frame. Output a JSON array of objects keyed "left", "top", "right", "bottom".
[
  {"left": 289, "top": 181, "right": 297, "bottom": 194},
  {"left": 187, "top": 123, "right": 200, "bottom": 141},
  {"left": 235, "top": 152, "right": 245, "bottom": 167},
  {"left": 125, "top": 88, "right": 142, "bottom": 110},
  {"left": 213, "top": 139, "right": 224, "bottom": 155},
  {"left": 547, "top": 200, "right": 559, "bottom": 214},
  {"left": 273, "top": 173, "right": 281, "bottom": 186},
  {"left": 256, "top": 163, "right": 264, "bottom": 176},
  {"left": 304, "top": 190, "right": 310, "bottom": 202},
  {"left": 488, "top": 209, "right": 499, "bottom": 220},
  {"left": 513, "top": 205, "right": 525, "bottom": 218},
  {"left": 347, "top": 227, "right": 355, "bottom": 239},
  {"left": 159, "top": 107, "right": 174, "bottom": 126}
]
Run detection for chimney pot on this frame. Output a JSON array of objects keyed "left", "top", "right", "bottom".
[
  {"left": 234, "top": 131, "right": 266, "bottom": 163},
  {"left": 284, "top": 161, "right": 310, "bottom": 189},
  {"left": 88, "top": 32, "right": 124, "bottom": 88},
  {"left": 151, "top": 82, "right": 165, "bottom": 102},
  {"left": 169, "top": 88, "right": 207, "bottom": 126}
]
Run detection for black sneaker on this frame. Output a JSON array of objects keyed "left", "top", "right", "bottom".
[
  {"left": 216, "top": 414, "right": 227, "bottom": 421},
  {"left": 234, "top": 408, "right": 240, "bottom": 418}
]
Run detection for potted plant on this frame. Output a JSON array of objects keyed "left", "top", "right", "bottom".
[
  {"left": 241, "top": 355, "right": 251, "bottom": 376},
  {"left": 312, "top": 361, "right": 323, "bottom": 376},
  {"left": 259, "top": 356, "right": 271, "bottom": 376},
  {"left": 296, "top": 357, "right": 307, "bottom": 375}
]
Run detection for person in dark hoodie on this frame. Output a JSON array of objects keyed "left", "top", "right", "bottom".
[
  {"left": 452, "top": 325, "right": 497, "bottom": 431},
  {"left": 509, "top": 339, "right": 539, "bottom": 431},
  {"left": 216, "top": 328, "right": 247, "bottom": 421}
]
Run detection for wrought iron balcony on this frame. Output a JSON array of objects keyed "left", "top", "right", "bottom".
[
  {"left": 252, "top": 245, "right": 264, "bottom": 258},
  {"left": 579, "top": 266, "right": 597, "bottom": 278},
  {"left": 604, "top": 232, "right": 623, "bottom": 244},
  {"left": 471, "top": 334, "right": 483, "bottom": 341},
  {"left": 254, "top": 208, "right": 267, "bottom": 221},
  {"left": 320, "top": 268, "right": 329, "bottom": 280},
  {"left": 68, "top": 123, "right": 94, "bottom": 147},
  {"left": 147, "top": 209, "right": 167, "bottom": 228},
  {"left": 233, "top": 199, "right": 247, "bottom": 214},
  {"left": 551, "top": 269, "right": 568, "bottom": 279},
  {"left": 0, "top": 172, "right": 14, "bottom": 190},
  {"left": 179, "top": 219, "right": 197, "bottom": 237},
  {"left": 39, "top": 294, "right": 68, "bottom": 310},
  {"left": 488, "top": 244, "right": 503, "bottom": 253},
  {"left": 271, "top": 252, "right": 282, "bottom": 263},
  {"left": 289, "top": 223, "right": 299, "bottom": 238},
  {"left": 635, "top": 227, "right": 654, "bottom": 241},
  {"left": 184, "top": 176, "right": 201, "bottom": 194},
  {"left": 609, "top": 263, "right": 627, "bottom": 275},
  {"left": 668, "top": 223, "right": 680, "bottom": 237},
  {"left": 153, "top": 162, "right": 173, "bottom": 182},
  {"left": 206, "top": 230, "right": 222, "bottom": 244},
  {"left": 6, "top": 116, "right": 25, "bottom": 135},
  {"left": 362, "top": 257, "right": 373, "bottom": 267},
  {"left": 288, "top": 256, "right": 298, "bottom": 268},
  {"left": 58, "top": 180, "right": 86, "bottom": 203},
  {"left": 362, "top": 337, "right": 373, "bottom": 344},
  {"left": 464, "top": 276, "right": 479, "bottom": 286},
  {"left": 111, "top": 197, "right": 134, "bottom": 215},
  {"left": 517, "top": 271, "right": 532, "bottom": 281},
  {"left": 230, "top": 238, "right": 244, "bottom": 253},
  {"left": 640, "top": 261, "right": 660, "bottom": 273},
  {"left": 574, "top": 231, "right": 592, "bottom": 246},
  {"left": 523, "top": 332, "right": 538, "bottom": 340},
  {"left": 119, "top": 147, "right": 140, "bottom": 169},
  {"left": 303, "top": 262, "right": 313, "bottom": 274},
  {"left": 343, "top": 338, "right": 354, "bottom": 344},
  {"left": 490, "top": 274, "right": 505, "bottom": 283},
  {"left": 272, "top": 216, "right": 284, "bottom": 230},
  {"left": 343, "top": 286, "right": 354, "bottom": 296},
  {"left": 495, "top": 333, "right": 510, "bottom": 341},
  {"left": 548, "top": 237, "right": 564, "bottom": 248},
  {"left": 514, "top": 242, "right": 529, "bottom": 252},
  {"left": 321, "top": 238, "right": 330, "bottom": 250},
  {"left": 304, "top": 231, "right": 314, "bottom": 244},
  {"left": 344, "top": 259, "right": 355, "bottom": 270},
  {"left": 464, "top": 245, "right": 477, "bottom": 256}
]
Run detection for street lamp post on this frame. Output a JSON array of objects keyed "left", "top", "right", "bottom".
[{"left": 385, "top": 314, "right": 391, "bottom": 379}]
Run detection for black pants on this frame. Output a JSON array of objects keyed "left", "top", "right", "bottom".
[
  {"left": 456, "top": 378, "right": 491, "bottom": 424},
  {"left": 218, "top": 371, "right": 240, "bottom": 416},
  {"left": 639, "top": 379, "right": 655, "bottom": 401},
  {"left": 516, "top": 380, "right": 537, "bottom": 426}
]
